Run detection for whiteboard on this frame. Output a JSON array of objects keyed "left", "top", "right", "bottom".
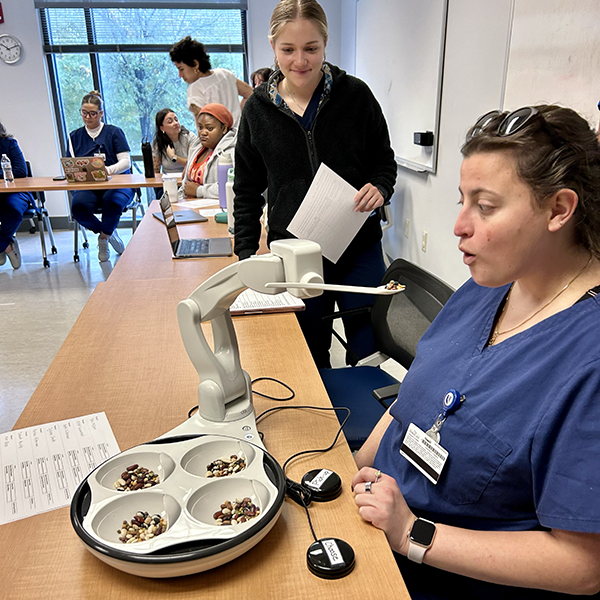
[
  {"left": 355, "top": 0, "right": 448, "bottom": 173},
  {"left": 504, "top": 0, "right": 600, "bottom": 128}
]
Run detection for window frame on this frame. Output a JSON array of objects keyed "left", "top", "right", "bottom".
[{"left": 38, "top": 4, "right": 249, "bottom": 163}]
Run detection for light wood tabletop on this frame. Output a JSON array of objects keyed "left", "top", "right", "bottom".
[
  {"left": 0, "top": 173, "right": 167, "bottom": 193},
  {"left": 109, "top": 200, "right": 248, "bottom": 282},
  {"left": 4, "top": 277, "right": 409, "bottom": 599},
  {"left": 3, "top": 206, "right": 410, "bottom": 599}
]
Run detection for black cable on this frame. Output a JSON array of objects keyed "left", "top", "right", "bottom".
[
  {"left": 251, "top": 376, "right": 295, "bottom": 401},
  {"left": 285, "top": 477, "right": 318, "bottom": 542},
  {"left": 185, "top": 378, "right": 349, "bottom": 545},
  {"left": 257, "top": 404, "right": 351, "bottom": 544},
  {"left": 256, "top": 405, "right": 350, "bottom": 471},
  {"left": 185, "top": 375, "right": 294, "bottom": 419}
]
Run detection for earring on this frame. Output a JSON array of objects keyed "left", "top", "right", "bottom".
[
  {"left": 274, "top": 56, "right": 279, "bottom": 68},
  {"left": 323, "top": 52, "right": 327, "bottom": 62}
]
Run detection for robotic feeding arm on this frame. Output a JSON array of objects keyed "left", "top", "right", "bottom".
[
  {"left": 176, "top": 240, "right": 325, "bottom": 423},
  {"left": 177, "top": 239, "right": 401, "bottom": 424}
]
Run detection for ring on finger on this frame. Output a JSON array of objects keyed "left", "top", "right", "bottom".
[
  {"left": 365, "top": 481, "right": 372, "bottom": 494},
  {"left": 374, "top": 470, "right": 381, "bottom": 483}
]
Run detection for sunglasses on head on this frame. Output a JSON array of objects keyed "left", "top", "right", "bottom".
[{"left": 468, "top": 106, "right": 564, "bottom": 147}]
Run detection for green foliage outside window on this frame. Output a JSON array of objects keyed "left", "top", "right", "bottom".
[{"left": 43, "top": 7, "right": 246, "bottom": 158}]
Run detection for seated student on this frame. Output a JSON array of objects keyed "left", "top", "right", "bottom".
[
  {"left": 0, "top": 121, "right": 34, "bottom": 269},
  {"left": 152, "top": 108, "right": 196, "bottom": 175},
  {"left": 352, "top": 105, "right": 600, "bottom": 599},
  {"left": 250, "top": 67, "right": 273, "bottom": 88},
  {"left": 178, "top": 103, "right": 236, "bottom": 200},
  {"left": 169, "top": 36, "right": 252, "bottom": 129},
  {"left": 68, "top": 91, "right": 134, "bottom": 262}
]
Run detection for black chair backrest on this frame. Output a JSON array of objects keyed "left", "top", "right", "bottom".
[
  {"left": 372, "top": 259, "right": 454, "bottom": 370},
  {"left": 25, "top": 160, "right": 45, "bottom": 210}
]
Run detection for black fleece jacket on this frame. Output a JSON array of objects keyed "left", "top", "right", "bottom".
[{"left": 233, "top": 64, "right": 397, "bottom": 261}]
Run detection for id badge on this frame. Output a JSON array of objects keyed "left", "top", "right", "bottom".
[{"left": 400, "top": 422, "right": 449, "bottom": 485}]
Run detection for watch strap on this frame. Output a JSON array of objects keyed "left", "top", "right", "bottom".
[{"left": 407, "top": 540, "right": 428, "bottom": 563}]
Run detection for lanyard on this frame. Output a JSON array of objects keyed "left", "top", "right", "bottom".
[{"left": 425, "top": 389, "right": 465, "bottom": 444}]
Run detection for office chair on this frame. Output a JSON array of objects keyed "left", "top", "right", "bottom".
[
  {"left": 319, "top": 259, "right": 454, "bottom": 451},
  {"left": 72, "top": 189, "right": 145, "bottom": 262},
  {"left": 22, "top": 160, "right": 57, "bottom": 268}
]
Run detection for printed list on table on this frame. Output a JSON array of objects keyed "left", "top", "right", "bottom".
[{"left": 1, "top": 412, "right": 120, "bottom": 525}]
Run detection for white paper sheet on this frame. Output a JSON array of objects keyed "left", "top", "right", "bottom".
[
  {"left": 286, "top": 163, "right": 369, "bottom": 263},
  {"left": 198, "top": 208, "right": 224, "bottom": 217},
  {"left": 230, "top": 290, "right": 305, "bottom": 315},
  {"left": 173, "top": 199, "right": 220, "bottom": 210},
  {"left": 0, "top": 412, "right": 120, "bottom": 524}
]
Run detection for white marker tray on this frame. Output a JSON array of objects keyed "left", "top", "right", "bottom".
[{"left": 70, "top": 433, "right": 285, "bottom": 575}]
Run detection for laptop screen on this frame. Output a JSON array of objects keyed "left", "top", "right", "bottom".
[
  {"left": 61, "top": 156, "right": 109, "bottom": 183},
  {"left": 159, "top": 191, "right": 180, "bottom": 249}
]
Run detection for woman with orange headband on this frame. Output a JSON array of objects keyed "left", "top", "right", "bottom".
[{"left": 178, "top": 103, "right": 236, "bottom": 200}]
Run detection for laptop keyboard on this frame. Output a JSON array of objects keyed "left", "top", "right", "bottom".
[{"left": 179, "top": 238, "right": 209, "bottom": 255}]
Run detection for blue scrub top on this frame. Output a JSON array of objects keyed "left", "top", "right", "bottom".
[
  {"left": 375, "top": 278, "right": 600, "bottom": 599},
  {"left": 69, "top": 124, "right": 132, "bottom": 174},
  {"left": 0, "top": 136, "right": 28, "bottom": 179}
]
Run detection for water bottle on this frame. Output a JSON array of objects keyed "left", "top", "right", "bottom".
[
  {"left": 217, "top": 151, "right": 233, "bottom": 210},
  {"left": 225, "top": 167, "right": 235, "bottom": 235},
  {"left": 1, "top": 154, "right": 14, "bottom": 183},
  {"left": 141, "top": 139, "right": 154, "bottom": 178}
]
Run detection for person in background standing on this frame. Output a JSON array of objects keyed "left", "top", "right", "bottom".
[
  {"left": 233, "top": 0, "right": 397, "bottom": 368},
  {"left": 170, "top": 36, "right": 252, "bottom": 129}
]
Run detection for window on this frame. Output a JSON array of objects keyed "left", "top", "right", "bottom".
[{"left": 38, "top": 4, "right": 248, "bottom": 167}]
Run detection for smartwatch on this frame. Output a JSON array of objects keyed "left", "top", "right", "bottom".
[
  {"left": 407, "top": 518, "right": 436, "bottom": 563},
  {"left": 171, "top": 156, "right": 178, "bottom": 163}
]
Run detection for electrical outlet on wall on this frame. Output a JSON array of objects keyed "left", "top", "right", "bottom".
[
  {"left": 422, "top": 231, "right": 428, "bottom": 252},
  {"left": 404, "top": 219, "right": 410, "bottom": 239}
]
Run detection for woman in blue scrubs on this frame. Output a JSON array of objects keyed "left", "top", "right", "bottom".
[
  {"left": 353, "top": 105, "right": 600, "bottom": 599},
  {"left": 0, "top": 121, "right": 33, "bottom": 269},
  {"left": 68, "top": 91, "right": 134, "bottom": 262}
]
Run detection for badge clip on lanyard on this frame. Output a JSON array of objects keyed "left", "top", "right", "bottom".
[
  {"left": 425, "top": 389, "right": 465, "bottom": 444},
  {"left": 400, "top": 389, "right": 465, "bottom": 485}
]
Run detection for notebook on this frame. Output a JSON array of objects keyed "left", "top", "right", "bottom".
[
  {"left": 230, "top": 289, "right": 305, "bottom": 315},
  {"left": 159, "top": 190, "right": 232, "bottom": 259},
  {"left": 152, "top": 209, "right": 208, "bottom": 224},
  {"left": 60, "top": 156, "right": 111, "bottom": 183}
]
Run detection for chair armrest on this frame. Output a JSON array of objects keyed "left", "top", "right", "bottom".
[
  {"left": 323, "top": 306, "right": 373, "bottom": 366},
  {"left": 320, "top": 306, "right": 371, "bottom": 323},
  {"left": 356, "top": 351, "right": 388, "bottom": 368},
  {"left": 372, "top": 382, "right": 400, "bottom": 410}
]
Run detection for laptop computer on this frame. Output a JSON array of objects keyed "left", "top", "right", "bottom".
[
  {"left": 60, "top": 156, "right": 111, "bottom": 183},
  {"left": 159, "top": 190, "right": 232, "bottom": 259},
  {"left": 152, "top": 209, "right": 208, "bottom": 224}
]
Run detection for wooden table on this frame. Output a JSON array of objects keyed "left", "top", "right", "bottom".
[
  {"left": 109, "top": 200, "right": 236, "bottom": 282},
  {"left": 2, "top": 208, "right": 410, "bottom": 600},
  {"left": 0, "top": 173, "right": 166, "bottom": 193}
]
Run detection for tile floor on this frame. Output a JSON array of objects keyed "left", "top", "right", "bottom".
[
  {"left": 0, "top": 227, "right": 405, "bottom": 434},
  {"left": 0, "top": 227, "right": 132, "bottom": 433}
]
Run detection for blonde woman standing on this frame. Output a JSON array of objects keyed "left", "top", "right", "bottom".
[{"left": 233, "top": 0, "right": 397, "bottom": 368}]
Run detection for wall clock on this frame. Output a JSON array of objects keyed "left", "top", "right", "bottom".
[{"left": 0, "top": 33, "right": 22, "bottom": 64}]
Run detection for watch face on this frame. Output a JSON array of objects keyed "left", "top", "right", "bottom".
[
  {"left": 0, "top": 34, "right": 22, "bottom": 64},
  {"left": 410, "top": 519, "right": 436, "bottom": 546}
]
